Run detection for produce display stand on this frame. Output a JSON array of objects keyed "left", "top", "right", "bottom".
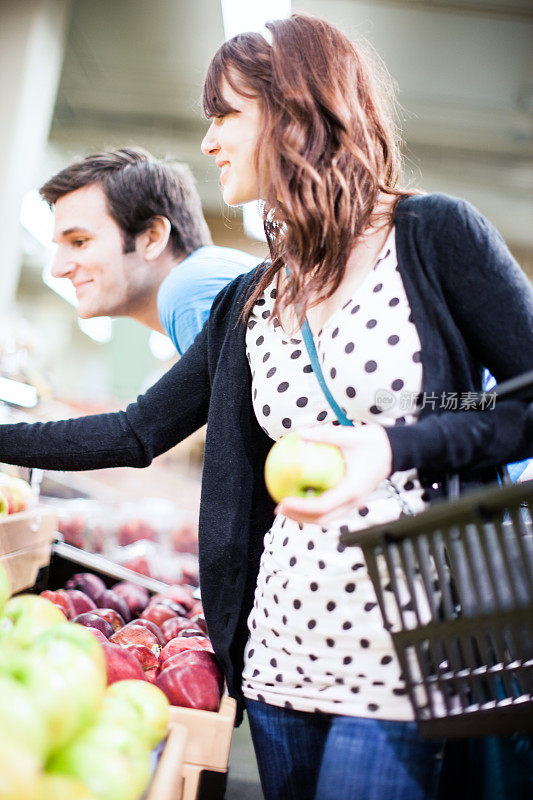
[
  {"left": 145, "top": 722, "right": 188, "bottom": 800},
  {"left": 24, "top": 538, "right": 236, "bottom": 800},
  {"left": 169, "top": 694, "right": 237, "bottom": 800},
  {"left": 0, "top": 506, "right": 57, "bottom": 593}
]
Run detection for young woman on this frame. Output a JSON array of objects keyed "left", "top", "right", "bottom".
[{"left": 0, "top": 14, "right": 531, "bottom": 800}]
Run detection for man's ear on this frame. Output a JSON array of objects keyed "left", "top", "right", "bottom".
[{"left": 138, "top": 216, "right": 172, "bottom": 261}]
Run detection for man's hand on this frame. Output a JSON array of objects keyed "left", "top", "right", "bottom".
[{"left": 275, "top": 424, "right": 393, "bottom": 525}]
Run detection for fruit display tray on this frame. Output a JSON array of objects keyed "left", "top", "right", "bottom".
[{"left": 0, "top": 507, "right": 57, "bottom": 593}]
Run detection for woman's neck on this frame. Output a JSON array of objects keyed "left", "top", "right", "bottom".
[{"left": 277, "top": 196, "right": 395, "bottom": 337}]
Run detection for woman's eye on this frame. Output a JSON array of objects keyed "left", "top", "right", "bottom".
[{"left": 72, "top": 240, "right": 87, "bottom": 247}]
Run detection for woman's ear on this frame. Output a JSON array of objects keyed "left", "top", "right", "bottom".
[{"left": 138, "top": 216, "right": 172, "bottom": 261}]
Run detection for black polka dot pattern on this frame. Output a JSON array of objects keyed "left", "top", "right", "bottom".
[{"left": 241, "top": 226, "right": 427, "bottom": 717}]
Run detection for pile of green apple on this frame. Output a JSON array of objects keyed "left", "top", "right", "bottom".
[{"left": 0, "top": 563, "right": 169, "bottom": 800}]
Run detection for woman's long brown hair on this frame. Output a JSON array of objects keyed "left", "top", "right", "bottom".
[{"left": 203, "top": 14, "right": 415, "bottom": 320}]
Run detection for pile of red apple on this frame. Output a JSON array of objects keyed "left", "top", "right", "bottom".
[{"left": 41, "top": 572, "right": 223, "bottom": 713}]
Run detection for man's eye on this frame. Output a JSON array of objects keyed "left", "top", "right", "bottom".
[{"left": 72, "top": 240, "right": 87, "bottom": 247}]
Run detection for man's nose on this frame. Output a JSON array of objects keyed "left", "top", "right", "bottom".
[
  {"left": 201, "top": 122, "right": 219, "bottom": 156},
  {"left": 51, "top": 249, "right": 74, "bottom": 279}
]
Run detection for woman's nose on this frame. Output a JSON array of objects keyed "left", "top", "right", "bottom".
[{"left": 201, "top": 122, "right": 219, "bottom": 156}]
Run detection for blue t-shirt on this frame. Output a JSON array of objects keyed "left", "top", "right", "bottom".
[{"left": 157, "top": 245, "right": 260, "bottom": 355}]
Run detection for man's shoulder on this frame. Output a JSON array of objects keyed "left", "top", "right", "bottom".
[
  {"left": 160, "top": 246, "right": 260, "bottom": 297},
  {"left": 185, "top": 245, "right": 260, "bottom": 271}
]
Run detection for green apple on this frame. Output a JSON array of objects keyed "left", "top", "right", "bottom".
[
  {"left": 1, "top": 595, "right": 66, "bottom": 646},
  {"left": 264, "top": 432, "right": 345, "bottom": 503},
  {"left": 0, "top": 561, "right": 10, "bottom": 613},
  {"left": 30, "top": 624, "right": 107, "bottom": 738},
  {"left": 37, "top": 773, "right": 98, "bottom": 800},
  {"left": 0, "top": 743, "right": 41, "bottom": 800},
  {"left": 0, "top": 673, "right": 48, "bottom": 760},
  {"left": 101, "top": 679, "right": 169, "bottom": 747},
  {"left": 49, "top": 732, "right": 151, "bottom": 800},
  {"left": 1, "top": 648, "right": 88, "bottom": 754}
]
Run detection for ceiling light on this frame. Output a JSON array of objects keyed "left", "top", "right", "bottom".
[{"left": 220, "top": 0, "right": 291, "bottom": 40}]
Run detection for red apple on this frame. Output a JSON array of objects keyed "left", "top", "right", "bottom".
[
  {"left": 160, "top": 650, "right": 224, "bottom": 692},
  {"left": 188, "top": 612, "right": 208, "bottom": 634},
  {"left": 87, "top": 627, "right": 109, "bottom": 645},
  {"left": 72, "top": 612, "right": 114, "bottom": 639},
  {"left": 111, "top": 582, "right": 150, "bottom": 617},
  {"left": 159, "top": 636, "right": 214, "bottom": 670},
  {"left": 150, "top": 587, "right": 195, "bottom": 613},
  {"left": 177, "top": 628, "right": 208, "bottom": 639},
  {"left": 65, "top": 573, "right": 107, "bottom": 602},
  {"left": 96, "top": 590, "right": 131, "bottom": 623},
  {"left": 110, "top": 622, "right": 160, "bottom": 651},
  {"left": 146, "top": 597, "right": 188, "bottom": 616},
  {"left": 39, "top": 590, "right": 75, "bottom": 620},
  {"left": 102, "top": 643, "right": 146, "bottom": 684},
  {"left": 92, "top": 608, "right": 125, "bottom": 633},
  {"left": 188, "top": 600, "right": 204, "bottom": 618},
  {"left": 132, "top": 618, "right": 165, "bottom": 647},
  {"left": 122, "top": 556, "right": 152, "bottom": 577},
  {"left": 160, "top": 617, "right": 201, "bottom": 644},
  {"left": 155, "top": 663, "right": 221, "bottom": 710},
  {"left": 63, "top": 590, "right": 97, "bottom": 616},
  {"left": 139, "top": 603, "right": 179, "bottom": 628},
  {"left": 144, "top": 667, "right": 158, "bottom": 683},
  {"left": 124, "top": 644, "right": 160, "bottom": 671}
]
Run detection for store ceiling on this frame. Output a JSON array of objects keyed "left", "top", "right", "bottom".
[{"left": 47, "top": 0, "right": 533, "bottom": 254}]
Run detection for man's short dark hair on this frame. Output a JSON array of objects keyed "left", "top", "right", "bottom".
[{"left": 40, "top": 147, "right": 212, "bottom": 257}]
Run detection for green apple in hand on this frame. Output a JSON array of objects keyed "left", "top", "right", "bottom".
[
  {"left": 265, "top": 432, "right": 345, "bottom": 503},
  {"left": 101, "top": 679, "right": 169, "bottom": 748}
]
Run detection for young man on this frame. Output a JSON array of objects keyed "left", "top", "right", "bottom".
[{"left": 40, "top": 147, "right": 259, "bottom": 354}]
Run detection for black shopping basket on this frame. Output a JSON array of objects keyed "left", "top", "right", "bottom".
[{"left": 339, "top": 370, "right": 533, "bottom": 739}]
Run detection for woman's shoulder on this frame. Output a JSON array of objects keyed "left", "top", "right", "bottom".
[
  {"left": 395, "top": 192, "right": 501, "bottom": 253},
  {"left": 396, "top": 191, "right": 476, "bottom": 225}
]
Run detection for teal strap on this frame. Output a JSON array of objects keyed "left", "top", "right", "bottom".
[{"left": 300, "top": 318, "right": 354, "bottom": 428}]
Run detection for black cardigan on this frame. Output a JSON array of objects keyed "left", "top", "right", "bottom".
[{"left": 1, "top": 194, "right": 532, "bottom": 721}]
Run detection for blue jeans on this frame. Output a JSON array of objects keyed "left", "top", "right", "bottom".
[{"left": 245, "top": 698, "right": 443, "bottom": 800}]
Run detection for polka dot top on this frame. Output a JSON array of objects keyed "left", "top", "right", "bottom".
[{"left": 242, "top": 228, "right": 428, "bottom": 720}]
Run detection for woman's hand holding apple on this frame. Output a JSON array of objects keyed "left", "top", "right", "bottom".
[{"left": 273, "top": 424, "right": 393, "bottom": 525}]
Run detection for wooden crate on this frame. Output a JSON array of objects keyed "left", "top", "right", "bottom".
[
  {"left": 145, "top": 722, "right": 188, "bottom": 800},
  {"left": 181, "top": 763, "right": 228, "bottom": 800},
  {"left": 168, "top": 694, "right": 236, "bottom": 770},
  {"left": 0, "top": 507, "right": 57, "bottom": 555},
  {"left": 0, "top": 507, "right": 57, "bottom": 594}
]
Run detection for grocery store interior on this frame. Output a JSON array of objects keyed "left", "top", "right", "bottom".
[{"left": 0, "top": 1, "right": 532, "bottom": 798}]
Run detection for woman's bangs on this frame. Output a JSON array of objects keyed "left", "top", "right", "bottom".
[{"left": 202, "top": 54, "right": 241, "bottom": 119}]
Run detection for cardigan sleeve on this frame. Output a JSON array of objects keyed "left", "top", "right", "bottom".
[
  {"left": 387, "top": 197, "right": 533, "bottom": 475},
  {"left": 0, "top": 323, "right": 211, "bottom": 472}
]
